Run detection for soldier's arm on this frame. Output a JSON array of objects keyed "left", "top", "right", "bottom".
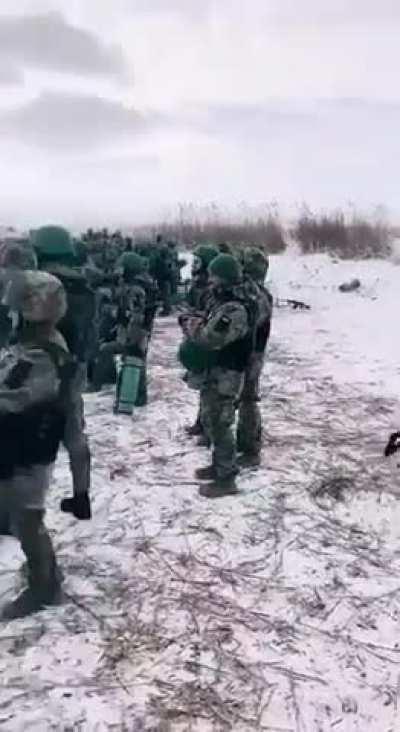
[
  {"left": 191, "top": 303, "right": 248, "bottom": 350},
  {"left": 0, "top": 350, "right": 59, "bottom": 414}
]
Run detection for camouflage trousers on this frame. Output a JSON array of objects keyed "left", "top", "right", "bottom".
[
  {"left": 159, "top": 280, "right": 172, "bottom": 315},
  {"left": 63, "top": 364, "right": 91, "bottom": 496},
  {"left": 237, "top": 352, "right": 265, "bottom": 456},
  {"left": 0, "top": 465, "right": 60, "bottom": 599},
  {"left": 201, "top": 369, "right": 243, "bottom": 479}
]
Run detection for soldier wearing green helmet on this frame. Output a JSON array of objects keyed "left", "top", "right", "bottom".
[
  {"left": 93, "top": 251, "right": 150, "bottom": 405},
  {"left": 237, "top": 246, "right": 273, "bottom": 464},
  {"left": 180, "top": 253, "right": 258, "bottom": 498},
  {"left": 180, "top": 244, "right": 219, "bottom": 439}
]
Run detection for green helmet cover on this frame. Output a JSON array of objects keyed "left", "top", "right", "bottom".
[
  {"left": 193, "top": 245, "right": 219, "bottom": 269},
  {"left": 208, "top": 254, "right": 242, "bottom": 285},
  {"left": 33, "top": 226, "right": 75, "bottom": 264}
]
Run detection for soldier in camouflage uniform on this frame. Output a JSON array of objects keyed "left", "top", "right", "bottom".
[
  {"left": 181, "top": 245, "right": 219, "bottom": 439},
  {"left": 0, "top": 271, "right": 91, "bottom": 620},
  {"left": 33, "top": 227, "right": 92, "bottom": 495},
  {"left": 0, "top": 243, "right": 38, "bottom": 348},
  {"left": 237, "top": 248, "right": 273, "bottom": 464},
  {"left": 182, "top": 254, "right": 257, "bottom": 498},
  {"left": 93, "top": 253, "right": 149, "bottom": 404}
]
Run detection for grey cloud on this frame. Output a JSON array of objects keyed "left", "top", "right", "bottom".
[
  {"left": 187, "top": 98, "right": 400, "bottom": 143},
  {"left": 0, "top": 11, "right": 128, "bottom": 78},
  {"left": 0, "top": 92, "right": 149, "bottom": 149}
]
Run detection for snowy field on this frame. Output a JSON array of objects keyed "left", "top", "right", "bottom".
[{"left": 1, "top": 252, "right": 400, "bottom": 731}]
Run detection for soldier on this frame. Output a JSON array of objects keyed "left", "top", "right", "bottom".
[
  {"left": 237, "top": 247, "right": 273, "bottom": 465},
  {"left": 33, "top": 226, "right": 96, "bottom": 378},
  {"left": 33, "top": 226, "right": 92, "bottom": 497},
  {"left": 152, "top": 235, "right": 175, "bottom": 317},
  {"left": 93, "top": 253, "right": 149, "bottom": 405},
  {"left": 116, "top": 253, "right": 150, "bottom": 406},
  {"left": 181, "top": 245, "right": 219, "bottom": 439},
  {"left": 186, "top": 245, "right": 219, "bottom": 312},
  {"left": 0, "top": 243, "right": 38, "bottom": 348},
  {"left": 0, "top": 271, "right": 91, "bottom": 620},
  {"left": 180, "top": 254, "right": 257, "bottom": 498}
]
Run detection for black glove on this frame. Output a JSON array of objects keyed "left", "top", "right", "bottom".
[
  {"left": 384, "top": 432, "right": 400, "bottom": 458},
  {"left": 61, "top": 494, "right": 92, "bottom": 520}
]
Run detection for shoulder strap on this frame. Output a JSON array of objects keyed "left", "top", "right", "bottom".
[{"left": 38, "top": 341, "right": 77, "bottom": 405}]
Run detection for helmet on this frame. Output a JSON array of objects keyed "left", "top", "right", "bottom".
[
  {"left": 0, "top": 244, "right": 37, "bottom": 270},
  {"left": 178, "top": 340, "right": 214, "bottom": 374},
  {"left": 193, "top": 245, "right": 219, "bottom": 271},
  {"left": 242, "top": 247, "right": 269, "bottom": 283},
  {"left": 19, "top": 270, "right": 67, "bottom": 324},
  {"left": 121, "top": 252, "right": 146, "bottom": 276},
  {"left": 208, "top": 254, "right": 242, "bottom": 286},
  {"left": 33, "top": 226, "right": 75, "bottom": 264}
]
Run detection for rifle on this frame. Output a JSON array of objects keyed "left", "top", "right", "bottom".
[{"left": 275, "top": 298, "right": 311, "bottom": 311}]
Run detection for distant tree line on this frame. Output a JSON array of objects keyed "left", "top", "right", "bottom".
[{"left": 143, "top": 204, "right": 393, "bottom": 259}]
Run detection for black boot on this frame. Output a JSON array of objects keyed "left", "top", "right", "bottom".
[
  {"left": 238, "top": 452, "right": 261, "bottom": 468},
  {"left": 185, "top": 421, "right": 204, "bottom": 437},
  {"left": 199, "top": 476, "right": 239, "bottom": 499},
  {"left": 2, "top": 510, "right": 62, "bottom": 621},
  {"left": 197, "top": 435, "right": 211, "bottom": 448},
  {"left": 195, "top": 465, "right": 216, "bottom": 481},
  {"left": 1, "top": 584, "right": 62, "bottom": 621}
]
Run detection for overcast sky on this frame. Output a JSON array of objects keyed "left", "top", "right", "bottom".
[{"left": 0, "top": 0, "right": 398, "bottom": 228}]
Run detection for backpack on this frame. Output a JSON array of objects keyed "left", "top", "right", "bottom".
[
  {"left": 56, "top": 272, "right": 96, "bottom": 363},
  {"left": 0, "top": 342, "right": 76, "bottom": 478}
]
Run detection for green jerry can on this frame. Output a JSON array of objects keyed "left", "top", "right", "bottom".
[{"left": 114, "top": 355, "right": 143, "bottom": 415}]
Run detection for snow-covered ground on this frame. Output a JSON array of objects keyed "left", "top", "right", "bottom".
[{"left": 1, "top": 253, "right": 400, "bottom": 731}]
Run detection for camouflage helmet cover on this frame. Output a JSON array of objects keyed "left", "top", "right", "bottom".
[
  {"left": 242, "top": 247, "right": 269, "bottom": 282},
  {"left": 19, "top": 270, "right": 67, "bottom": 324}
]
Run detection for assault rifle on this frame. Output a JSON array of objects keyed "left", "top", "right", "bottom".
[{"left": 275, "top": 298, "right": 311, "bottom": 311}]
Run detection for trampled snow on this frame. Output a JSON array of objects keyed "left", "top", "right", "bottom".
[{"left": 0, "top": 253, "right": 400, "bottom": 731}]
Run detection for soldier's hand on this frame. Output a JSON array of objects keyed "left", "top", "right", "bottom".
[
  {"left": 384, "top": 432, "right": 400, "bottom": 458},
  {"left": 186, "top": 316, "right": 204, "bottom": 337},
  {"left": 61, "top": 494, "right": 92, "bottom": 520}
]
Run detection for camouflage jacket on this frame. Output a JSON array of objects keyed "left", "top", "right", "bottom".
[
  {"left": 243, "top": 276, "right": 273, "bottom": 353},
  {"left": 186, "top": 285, "right": 257, "bottom": 376},
  {"left": 0, "top": 330, "right": 73, "bottom": 476},
  {"left": 116, "top": 281, "right": 148, "bottom": 357},
  {"left": 185, "top": 272, "right": 213, "bottom": 312}
]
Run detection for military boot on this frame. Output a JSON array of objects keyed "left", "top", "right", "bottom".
[
  {"left": 199, "top": 476, "right": 239, "bottom": 499},
  {"left": 238, "top": 452, "right": 261, "bottom": 468},
  {"left": 197, "top": 435, "right": 211, "bottom": 448},
  {"left": 195, "top": 465, "right": 216, "bottom": 481},
  {"left": 1, "top": 511, "right": 62, "bottom": 621},
  {"left": 185, "top": 420, "right": 203, "bottom": 437}
]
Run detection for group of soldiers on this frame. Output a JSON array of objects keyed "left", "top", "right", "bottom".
[
  {"left": 0, "top": 224, "right": 399, "bottom": 621},
  {"left": 0, "top": 226, "right": 274, "bottom": 619},
  {"left": 0, "top": 225, "right": 186, "bottom": 620}
]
